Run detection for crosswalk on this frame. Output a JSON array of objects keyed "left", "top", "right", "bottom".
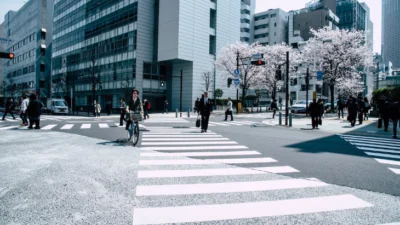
[
  {"left": 133, "top": 128, "right": 386, "bottom": 224},
  {"left": 208, "top": 120, "right": 262, "bottom": 127},
  {"left": 339, "top": 134, "right": 400, "bottom": 175},
  {"left": 1, "top": 114, "right": 90, "bottom": 122},
  {"left": 0, "top": 123, "right": 146, "bottom": 131}
]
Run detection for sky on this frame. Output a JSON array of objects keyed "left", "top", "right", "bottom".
[{"left": 0, "top": 0, "right": 382, "bottom": 53}]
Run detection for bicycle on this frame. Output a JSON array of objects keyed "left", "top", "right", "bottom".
[{"left": 126, "top": 111, "right": 143, "bottom": 146}]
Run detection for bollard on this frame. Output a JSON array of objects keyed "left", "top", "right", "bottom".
[
  {"left": 279, "top": 112, "right": 282, "bottom": 126},
  {"left": 289, "top": 113, "right": 292, "bottom": 127},
  {"left": 188, "top": 109, "right": 190, "bottom": 118},
  {"left": 176, "top": 109, "right": 178, "bottom": 118}
]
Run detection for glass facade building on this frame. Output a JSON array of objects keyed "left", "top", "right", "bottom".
[
  {"left": 382, "top": 0, "right": 400, "bottom": 68},
  {"left": 336, "top": 0, "right": 366, "bottom": 31}
]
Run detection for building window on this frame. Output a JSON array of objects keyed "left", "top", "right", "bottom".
[
  {"left": 40, "top": 63, "right": 45, "bottom": 72},
  {"left": 209, "top": 35, "right": 216, "bottom": 54},
  {"left": 210, "top": 9, "right": 216, "bottom": 28},
  {"left": 271, "top": 14, "right": 276, "bottom": 18},
  {"left": 274, "top": 23, "right": 277, "bottom": 27}
]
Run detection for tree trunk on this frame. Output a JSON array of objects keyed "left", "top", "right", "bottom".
[
  {"left": 241, "top": 87, "right": 246, "bottom": 108},
  {"left": 330, "top": 84, "right": 335, "bottom": 112}
]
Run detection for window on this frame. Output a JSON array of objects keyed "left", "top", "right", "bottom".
[
  {"left": 40, "top": 63, "right": 45, "bottom": 72},
  {"left": 210, "top": 9, "right": 216, "bottom": 28},
  {"left": 271, "top": 14, "right": 276, "bottom": 18},
  {"left": 274, "top": 23, "right": 277, "bottom": 27},
  {"left": 209, "top": 35, "right": 216, "bottom": 54}
]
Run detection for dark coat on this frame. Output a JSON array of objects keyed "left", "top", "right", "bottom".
[
  {"left": 270, "top": 102, "right": 277, "bottom": 110},
  {"left": 389, "top": 102, "right": 400, "bottom": 120},
  {"left": 27, "top": 100, "right": 42, "bottom": 120},
  {"left": 199, "top": 97, "right": 213, "bottom": 116},
  {"left": 382, "top": 101, "right": 391, "bottom": 118},
  {"left": 127, "top": 98, "right": 142, "bottom": 112},
  {"left": 337, "top": 100, "right": 344, "bottom": 109},
  {"left": 348, "top": 102, "right": 359, "bottom": 116},
  {"left": 309, "top": 102, "right": 320, "bottom": 116}
]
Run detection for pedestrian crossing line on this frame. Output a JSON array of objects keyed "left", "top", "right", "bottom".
[
  {"left": 214, "top": 157, "right": 277, "bottom": 164},
  {"left": 349, "top": 140, "right": 400, "bottom": 148},
  {"left": 253, "top": 166, "right": 300, "bottom": 174},
  {"left": 351, "top": 142, "right": 400, "bottom": 150},
  {"left": 142, "top": 137, "right": 230, "bottom": 141},
  {"left": 139, "top": 157, "right": 277, "bottom": 166},
  {"left": 378, "top": 222, "right": 400, "bottom": 225},
  {"left": 142, "top": 134, "right": 221, "bottom": 138},
  {"left": 358, "top": 147, "right": 400, "bottom": 154},
  {"left": 132, "top": 194, "right": 373, "bottom": 225},
  {"left": 140, "top": 151, "right": 261, "bottom": 157},
  {"left": 60, "top": 124, "right": 74, "bottom": 130},
  {"left": 341, "top": 134, "right": 400, "bottom": 143},
  {"left": 208, "top": 122, "right": 229, "bottom": 126},
  {"left": 41, "top": 124, "right": 58, "bottom": 130},
  {"left": 230, "top": 121, "right": 257, "bottom": 125},
  {"left": 365, "top": 152, "right": 400, "bottom": 160},
  {"left": 375, "top": 158, "right": 400, "bottom": 166},
  {"left": 138, "top": 167, "right": 265, "bottom": 178},
  {"left": 81, "top": 124, "right": 91, "bottom": 129},
  {"left": 141, "top": 141, "right": 238, "bottom": 146},
  {"left": 0, "top": 125, "right": 19, "bottom": 130},
  {"left": 135, "top": 178, "right": 329, "bottom": 196},
  {"left": 140, "top": 145, "right": 249, "bottom": 151},
  {"left": 388, "top": 168, "right": 400, "bottom": 174},
  {"left": 98, "top": 123, "right": 109, "bottom": 128}
]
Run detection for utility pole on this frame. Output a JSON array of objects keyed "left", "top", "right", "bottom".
[
  {"left": 236, "top": 50, "right": 239, "bottom": 114},
  {"left": 285, "top": 51, "right": 289, "bottom": 126},
  {"left": 376, "top": 62, "right": 379, "bottom": 90},
  {"left": 306, "top": 67, "right": 309, "bottom": 116},
  {"left": 180, "top": 70, "right": 183, "bottom": 118}
]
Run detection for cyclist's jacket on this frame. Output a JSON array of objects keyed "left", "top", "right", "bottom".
[{"left": 127, "top": 98, "right": 144, "bottom": 115}]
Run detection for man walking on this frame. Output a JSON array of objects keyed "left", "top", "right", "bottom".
[
  {"left": 270, "top": 99, "right": 278, "bottom": 119},
  {"left": 194, "top": 98, "right": 200, "bottom": 113},
  {"left": 199, "top": 92, "right": 213, "bottom": 133},
  {"left": 119, "top": 98, "right": 126, "bottom": 126},
  {"left": 389, "top": 97, "right": 399, "bottom": 138},
  {"left": 26, "top": 94, "right": 42, "bottom": 129},
  {"left": 337, "top": 99, "right": 344, "bottom": 119},
  {"left": 20, "top": 95, "right": 29, "bottom": 126},
  {"left": 224, "top": 97, "right": 233, "bottom": 121},
  {"left": 348, "top": 97, "right": 359, "bottom": 127},
  {"left": 143, "top": 99, "right": 150, "bottom": 120},
  {"left": 2, "top": 98, "right": 16, "bottom": 120},
  {"left": 163, "top": 100, "right": 169, "bottom": 114},
  {"left": 309, "top": 99, "right": 320, "bottom": 129}
]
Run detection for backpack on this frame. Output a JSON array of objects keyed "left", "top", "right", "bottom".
[{"left": 147, "top": 102, "right": 151, "bottom": 110}]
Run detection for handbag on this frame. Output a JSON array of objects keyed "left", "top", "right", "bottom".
[
  {"left": 377, "top": 118, "right": 382, "bottom": 128},
  {"left": 196, "top": 115, "right": 201, "bottom": 128}
]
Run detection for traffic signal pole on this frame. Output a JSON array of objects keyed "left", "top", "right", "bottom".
[
  {"left": 306, "top": 67, "right": 309, "bottom": 116},
  {"left": 285, "top": 51, "right": 289, "bottom": 126},
  {"left": 236, "top": 51, "right": 239, "bottom": 114}
]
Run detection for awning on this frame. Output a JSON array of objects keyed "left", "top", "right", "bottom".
[{"left": 41, "top": 28, "right": 47, "bottom": 32}]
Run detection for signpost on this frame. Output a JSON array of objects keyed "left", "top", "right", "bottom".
[
  {"left": 234, "top": 69, "right": 240, "bottom": 78},
  {"left": 234, "top": 79, "right": 240, "bottom": 87},
  {"left": 317, "top": 71, "right": 323, "bottom": 81}
]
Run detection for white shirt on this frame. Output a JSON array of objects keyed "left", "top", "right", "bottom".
[
  {"left": 204, "top": 98, "right": 208, "bottom": 105},
  {"left": 21, "top": 99, "right": 29, "bottom": 112}
]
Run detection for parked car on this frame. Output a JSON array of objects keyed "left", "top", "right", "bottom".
[
  {"left": 324, "top": 101, "right": 338, "bottom": 110},
  {"left": 291, "top": 100, "right": 312, "bottom": 113}
]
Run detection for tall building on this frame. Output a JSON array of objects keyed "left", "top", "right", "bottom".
[
  {"left": 52, "top": 0, "right": 242, "bottom": 111},
  {"left": 3, "top": 0, "right": 54, "bottom": 99},
  {"left": 360, "top": 2, "right": 373, "bottom": 49},
  {"left": 336, "top": 0, "right": 366, "bottom": 31},
  {"left": 288, "top": 0, "right": 339, "bottom": 46},
  {"left": 0, "top": 22, "right": 4, "bottom": 100},
  {"left": 240, "top": 0, "right": 256, "bottom": 43},
  {"left": 253, "top": 9, "right": 288, "bottom": 46},
  {"left": 382, "top": 0, "right": 400, "bottom": 69}
]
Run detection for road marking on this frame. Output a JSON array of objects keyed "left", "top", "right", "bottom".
[
  {"left": 378, "top": 222, "right": 400, "bottom": 225},
  {"left": 132, "top": 194, "right": 373, "bottom": 225},
  {"left": 136, "top": 179, "right": 329, "bottom": 196},
  {"left": 141, "top": 141, "right": 238, "bottom": 146},
  {"left": 138, "top": 167, "right": 265, "bottom": 178},
  {"left": 254, "top": 166, "right": 300, "bottom": 174},
  {"left": 60, "top": 124, "right": 74, "bottom": 130},
  {"left": 99, "top": 123, "right": 109, "bottom": 128},
  {"left": 375, "top": 158, "right": 400, "bottom": 166},
  {"left": 388, "top": 168, "right": 400, "bottom": 174},
  {"left": 81, "top": 124, "right": 91, "bottom": 129},
  {"left": 0, "top": 125, "right": 18, "bottom": 130},
  {"left": 350, "top": 140, "right": 400, "bottom": 148},
  {"left": 357, "top": 147, "right": 400, "bottom": 154},
  {"left": 351, "top": 143, "right": 400, "bottom": 150},
  {"left": 141, "top": 138, "right": 230, "bottom": 141},
  {"left": 139, "top": 145, "right": 248, "bottom": 151},
  {"left": 140, "top": 159, "right": 219, "bottom": 166},
  {"left": 140, "top": 151, "right": 261, "bottom": 157},
  {"left": 214, "top": 157, "right": 277, "bottom": 164},
  {"left": 142, "top": 135, "right": 221, "bottom": 138},
  {"left": 365, "top": 152, "right": 400, "bottom": 160},
  {"left": 208, "top": 122, "right": 229, "bottom": 126},
  {"left": 341, "top": 134, "right": 400, "bottom": 143},
  {"left": 41, "top": 124, "right": 57, "bottom": 130}
]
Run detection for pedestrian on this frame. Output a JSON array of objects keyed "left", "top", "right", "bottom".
[
  {"left": 106, "top": 100, "right": 112, "bottom": 115},
  {"left": 2, "top": 98, "right": 16, "bottom": 120},
  {"left": 309, "top": 99, "right": 320, "bottom": 129},
  {"left": 95, "top": 102, "right": 101, "bottom": 117},
  {"left": 270, "top": 99, "right": 278, "bottom": 119},
  {"left": 348, "top": 97, "right": 359, "bottom": 127},
  {"left": 199, "top": 92, "right": 213, "bottom": 133},
  {"left": 163, "top": 100, "right": 169, "bottom": 114},
  {"left": 389, "top": 97, "right": 399, "bottom": 139},
  {"left": 26, "top": 94, "right": 42, "bottom": 129},
  {"left": 278, "top": 96, "right": 282, "bottom": 110},
  {"left": 143, "top": 99, "right": 150, "bottom": 120},
  {"left": 93, "top": 100, "right": 97, "bottom": 117},
  {"left": 194, "top": 98, "right": 200, "bottom": 113},
  {"left": 119, "top": 98, "right": 126, "bottom": 126},
  {"left": 317, "top": 99, "right": 324, "bottom": 125},
  {"left": 363, "top": 97, "right": 370, "bottom": 120},
  {"left": 224, "top": 97, "right": 233, "bottom": 121},
  {"left": 19, "top": 95, "right": 29, "bottom": 126},
  {"left": 357, "top": 97, "right": 365, "bottom": 125},
  {"left": 383, "top": 98, "right": 391, "bottom": 132},
  {"left": 337, "top": 99, "right": 344, "bottom": 119}
]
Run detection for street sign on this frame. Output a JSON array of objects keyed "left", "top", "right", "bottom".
[
  {"left": 252, "top": 53, "right": 263, "bottom": 59},
  {"left": 234, "top": 78, "right": 240, "bottom": 86},
  {"left": 234, "top": 69, "right": 240, "bottom": 77},
  {"left": 317, "top": 71, "right": 323, "bottom": 81}
]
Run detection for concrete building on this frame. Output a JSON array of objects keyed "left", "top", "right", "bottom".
[
  {"left": 382, "top": 0, "right": 400, "bottom": 68},
  {"left": 52, "top": 0, "right": 242, "bottom": 111},
  {"left": 360, "top": 2, "right": 373, "bottom": 48},
  {"left": 0, "top": 22, "right": 4, "bottom": 101},
  {"left": 240, "top": 0, "right": 256, "bottom": 43},
  {"left": 253, "top": 9, "right": 288, "bottom": 45},
  {"left": 3, "top": 0, "right": 54, "bottom": 100},
  {"left": 336, "top": 0, "right": 366, "bottom": 31}
]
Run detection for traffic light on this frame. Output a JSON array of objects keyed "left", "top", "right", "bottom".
[
  {"left": 227, "top": 78, "right": 232, "bottom": 88},
  {"left": 0, "top": 52, "right": 15, "bottom": 59},
  {"left": 251, "top": 59, "right": 265, "bottom": 66}
]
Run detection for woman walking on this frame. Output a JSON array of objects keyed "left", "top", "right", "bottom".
[
  {"left": 363, "top": 97, "right": 371, "bottom": 120},
  {"left": 95, "top": 102, "right": 101, "bottom": 117},
  {"left": 20, "top": 95, "right": 29, "bottom": 126}
]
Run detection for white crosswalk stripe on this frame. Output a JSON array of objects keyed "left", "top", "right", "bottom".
[
  {"left": 98, "top": 123, "right": 109, "bottom": 128},
  {"left": 208, "top": 120, "right": 260, "bottom": 127},
  {"left": 42, "top": 124, "right": 58, "bottom": 130},
  {"left": 60, "top": 124, "right": 74, "bottom": 130},
  {"left": 81, "top": 124, "right": 91, "bottom": 129},
  {"left": 339, "top": 134, "right": 400, "bottom": 175}
]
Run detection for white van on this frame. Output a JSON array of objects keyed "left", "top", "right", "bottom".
[{"left": 45, "top": 98, "right": 69, "bottom": 114}]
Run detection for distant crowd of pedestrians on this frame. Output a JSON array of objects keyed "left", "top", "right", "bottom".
[
  {"left": 2, "top": 94, "right": 44, "bottom": 129},
  {"left": 376, "top": 96, "right": 400, "bottom": 139}
]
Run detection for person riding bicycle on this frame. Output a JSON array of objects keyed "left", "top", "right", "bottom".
[{"left": 125, "top": 89, "right": 144, "bottom": 131}]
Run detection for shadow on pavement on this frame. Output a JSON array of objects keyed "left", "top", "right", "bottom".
[{"left": 97, "top": 140, "right": 128, "bottom": 147}]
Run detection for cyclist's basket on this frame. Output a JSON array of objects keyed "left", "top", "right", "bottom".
[{"left": 126, "top": 112, "right": 143, "bottom": 122}]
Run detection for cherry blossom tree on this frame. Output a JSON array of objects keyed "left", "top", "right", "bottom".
[
  {"left": 300, "top": 27, "right": 373, "bottom": 110},
  {"left": 336, "top": 73, "right": 365, "bottom": 98},
  {"left": 215, "top": 41, "right": 263, "bottom": 103}
]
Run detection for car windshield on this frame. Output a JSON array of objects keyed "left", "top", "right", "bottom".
[{"left": 55, "top": 101, "right": 67, "bottom": 107}]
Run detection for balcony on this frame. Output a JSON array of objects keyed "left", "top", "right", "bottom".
[
  {"left": 241, "top": 3, "right": 251, "bottom": 11},
  {"left": 241, "top": 23, "right": 250, "bottom": 29},
  {"left": 241, "top": 14, "right": 251, "bottom": 21},
  {"left": 241, "top": 32, "right": 251, "bottom": 39},
  {"left": 254, "top": 28, "right": 269, "bottom": 35},
  {"left": 254, "top": 37, "right": 269, "bottom": 44}
]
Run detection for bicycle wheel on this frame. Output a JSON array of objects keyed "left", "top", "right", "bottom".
[
  {"left": 127, "top": 122, "right": 133, "bottom": 141},
  {"left": 132, "top": 122, "right": 140, "bottom": 146}
]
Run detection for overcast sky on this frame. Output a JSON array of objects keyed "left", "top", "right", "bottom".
[{"left": 0, "top": 0, "right": 381, "bottom": 53}]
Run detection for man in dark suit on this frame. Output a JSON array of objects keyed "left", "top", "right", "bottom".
[
  {"left": 198, "top": 92, "right": 213, "bottom": 133},
  {"left": 309, "top": 99, "right": 320, "bottom": 129},
  {"left": 389, "top": 97, "right": 399, "bottom": 138}
]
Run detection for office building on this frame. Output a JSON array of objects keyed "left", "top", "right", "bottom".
[
  {"left": 52, "top": 0, "right": 242, "bottom": 111},
  {"left": 3, "top": 0, "right": 54, "bottom": 100},
  {"left": 382, "top": 0, "right": 400, "bottom": 68},
  {"left": 360, "top": 2, "right": 373, "bottom": 48},
  {"left": 0, "top": 22, "right": 4, "bottom": 100},
  {"left": 240, "top": 0, "right": 256, "bottom": 43},
  {"left": 336, "top": 0, "right": 366, "bottom": 31},
  {"left": 253, "top": 9, "right": 288, "bottom": 46}
]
